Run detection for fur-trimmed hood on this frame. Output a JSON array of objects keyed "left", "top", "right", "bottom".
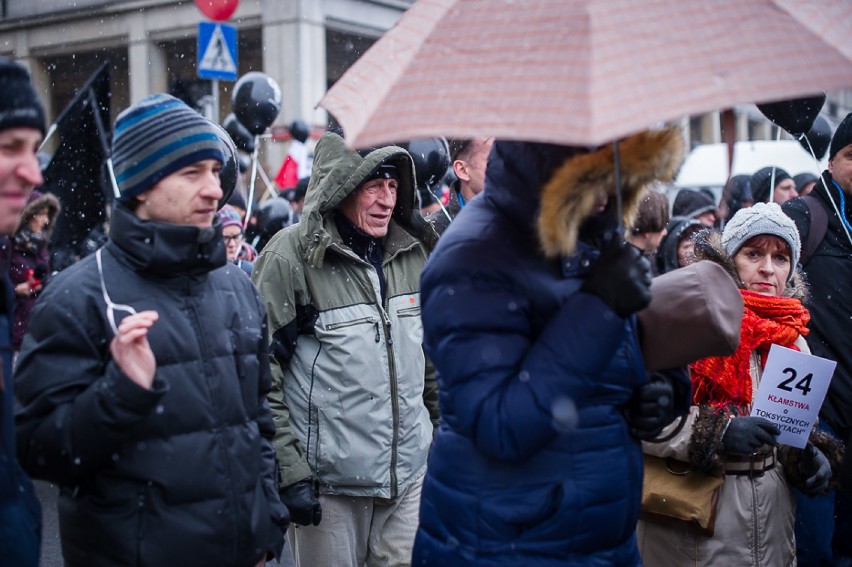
[
  {"left": 16, "top": 190, "right": 60, "bottom": 239},
  {"left": 537, "top": 128, "right": 684, "bottom": 257},
  {"left": 693, "top": 229, "right": 808, "bottom": 301}
]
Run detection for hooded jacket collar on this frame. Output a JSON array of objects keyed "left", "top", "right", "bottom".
[
  {"left": 108, "top": 204, "right": 227, "bottom": 277},
  {"left": 483, "top": 129, "right": 684, "bottom": 258}
]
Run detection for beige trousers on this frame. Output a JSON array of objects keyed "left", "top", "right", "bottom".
[{"left": 288, "top": 474, "right": 423, "bottom": 567}]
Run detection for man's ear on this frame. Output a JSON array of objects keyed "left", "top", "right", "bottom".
[{"left": 452, "top": 159, "right": 470, "bottom": 182}]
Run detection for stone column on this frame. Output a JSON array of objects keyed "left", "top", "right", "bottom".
[{"left": 126, "top": 12, "right": 168, "bottom": 104}]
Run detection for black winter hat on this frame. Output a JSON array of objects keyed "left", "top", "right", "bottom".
[
  {"left": 672, "top": 188, "right": 716, "bottom": 220},
  {"left": 0, "top": 58, "right": 46, "bottom": 136},
  {"left": 829, "top": 112, "right": 852, "bottom": 161},
  {"left": 749, "top": 166, "right": 791, "bottom": 204}
]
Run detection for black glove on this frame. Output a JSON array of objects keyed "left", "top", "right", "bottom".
[
  {"left": 624, "top": 372, "right": 676, "bottom": 440},
  {"left": 722, "top": 416, "right": 780, "bottom": 454},
  {"left": 280, "top": 478, "right": 322, "bottom": 526},
  {"left": 580, "top": 241, "right": 652, "bottom": 318},
  {"left": 801, "top": 443, "right": 832, "bottom": 496}
]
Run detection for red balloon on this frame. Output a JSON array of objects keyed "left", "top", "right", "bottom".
[{"left": 194, "top": 0, "right": 239, "bottom": 22}]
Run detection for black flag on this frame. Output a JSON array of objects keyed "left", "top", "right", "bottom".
[{"left": 40, "top": 61, "right": 112, "bottom": 270}]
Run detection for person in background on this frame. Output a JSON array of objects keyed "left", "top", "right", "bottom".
[
  {"left": 8, "top": 190, "right": 59, "bottom": 351},
  {"left": 721, "top": 174, "right": 754, "bottom": 224},
  {"left": 428, "top": 137, "right": 494, "bottom": 237},
  {"left": 638, "top": 202, "right": 841, "bottom": 566},
  {"left": 0, "top": 55, "right": 46, "bottom": 567},
  {"left": 793, "top": 172, "right": 819, "bottom": 197},
  {"left": 626, "top": 187, "right": 669, "bottom": 260},
  {"left": 751, "top": 165, "right": 797, "bottom": 205},
  {"left": 783, "top": 112, "right": 852, "bottom": 566},
  {"left": 280, "top": 176, "right": 309, "bottom": 224},
  {"left": 671, "top": 187, "right": 718, "bottom": 227},
  {"left": 656, "top": 216, "right": 704, "bottom": 274},
  {"left": 14, "top": 94, "right": 288, "bottom": 567},
  {"left": 218, "top": 204, "right": 254, "bottom": 276},
  {"left": 252, "top": 131, "right": 439, "bottom": 567}
]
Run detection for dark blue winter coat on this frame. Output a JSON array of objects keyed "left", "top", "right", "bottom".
[{"left": 412, "top": 140, "right": 662, "bottom": 566}]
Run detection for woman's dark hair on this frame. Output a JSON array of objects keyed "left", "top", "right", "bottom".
[{"left": 631, "top": 190, "right": 670, "bottom": 234}]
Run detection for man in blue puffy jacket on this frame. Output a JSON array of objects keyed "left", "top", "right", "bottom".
[{"left": 412, "top": 130, "right": 691, "bottom": 566}]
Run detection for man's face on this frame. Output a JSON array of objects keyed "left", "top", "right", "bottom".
[
  {"left": 136, "top": 159, "right": 223, "bottom": 228},
  {"left": 0, "top": 128, "right": 43, "bottom": 236},
  {"left": 454, "top": 137, "right": 494, "bottom": 198},
  {"left": 772, "top": 178, "right": 798, "bottom": 205},
  {"left": 829, "top": 143, "right": 852, "bottom": 194},
  {"left": 338, "top": 177, "right": 398, "bottom": 238}
]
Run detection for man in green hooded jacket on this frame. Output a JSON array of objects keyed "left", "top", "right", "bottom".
[{"left": 252, "top": 131, "right": 439, "bottom": 567}]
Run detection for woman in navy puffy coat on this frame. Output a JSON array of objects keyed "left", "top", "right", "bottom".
[{"left": 413, "top": 131, "right": 689, "bottom": 566}]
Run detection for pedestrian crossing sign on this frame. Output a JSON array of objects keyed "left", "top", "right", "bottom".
[{"left": 197, "top": 22, "right": 238, "bottom": 81}]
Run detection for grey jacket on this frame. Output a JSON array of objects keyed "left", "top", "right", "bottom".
[{"left": 252, "top": 131, "right": 438, "bottom": 498}]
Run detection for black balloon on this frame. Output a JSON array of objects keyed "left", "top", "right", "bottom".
[
  {"left": 402, "top": 138, "right": 450, "bottom": 191},
  {"left": 798, "top": 115, "right": 832, "bottom": 160},
  {"left": 231, "top": 72, "right": 282, "bottom": 136},
  {"left": 211, "top": 122, "right": 239, "bottom": 209},
  {"left": 290, "top": 119, "right": 310, "bottom": 143},
  {"left": 756, "top": 93, "right": 826, "bottom": 136},
  {"left": 223, "top": 113, "right": 255, "bottom": 153}
]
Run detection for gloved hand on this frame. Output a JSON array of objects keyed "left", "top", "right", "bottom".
[
  {"left": 624, "top": 372, "right": 676, "bottom": 440},
  {"left": 580, "top": 241, "right": 652, "bottom": 318},
  {"left": 722, "top": 416, "right": 780, "bottom": 454},
  {"left": 279, "top": 478, "right": 322, "bottom": 526},
  {"left": 801, "top": 442, "right": 832, "bottom": 496}
]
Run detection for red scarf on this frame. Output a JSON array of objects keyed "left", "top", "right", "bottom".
[{"left": 691, "top": 290, "right": 810, "bottom": 409}]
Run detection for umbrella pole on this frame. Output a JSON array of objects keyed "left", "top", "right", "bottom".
[{"left": 612, "top": 140, "right": 624, "bottom": 241}]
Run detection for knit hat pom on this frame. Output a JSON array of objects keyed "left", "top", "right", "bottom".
[
  {"left": 112, "top": 94, "right": 225, "bottom": 202},
  {"left": 721, "top": 201, "right": 801, "bottom": 278}
]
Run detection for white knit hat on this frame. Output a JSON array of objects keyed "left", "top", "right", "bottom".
[{"left": 721, "top": 202, "right": 801, "bottom": 280}]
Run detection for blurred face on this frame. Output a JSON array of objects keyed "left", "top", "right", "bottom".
[
  {"left": 677, "top": 234, "right": 696, "bottom": 267},
  {"left": 0, "top": 128, "right": 43, "bottom": 236},
  {"left": 338, "top": 177, "right": 398, "bottom": 238},
  {"left": 222, "top": 224, "right": 243, "bottom": 261},
  {"left": 695, "top": 210, "right": 717, "bottom": 227},
  {"left": 27, "top": 208, "right": 49, "bottom": 234},
  {"left": 734, "top": 235, "right": 791, "bottom": 296},
  {"left": 798, "top": 181, "right": 817, "bottom": 197},
  {"left": 829, "top": 143, "right": 852, "bottom": 194},
  {"left": 772, "top": 178, "right": 798, "bottom": 205},
  {"left": 454, "top": 137, "right": 494, "bottom": 200},
  {"left": 136, "top": 159, "right": 223, "bottom": 228}
]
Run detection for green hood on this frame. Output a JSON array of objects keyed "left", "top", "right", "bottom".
[{"left": 299, "top": 131, "right": 433, "bottom": 267}]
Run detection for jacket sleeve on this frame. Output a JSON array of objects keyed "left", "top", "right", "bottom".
[
  {"left": 423, "top": 351, "right": 440, "bottom": 428},
  {"left": 250, "top": 288, "right": 288, "bottom": 559},
  {"left": 421, "top": 251, "right": 631, "bottom": 463},
  {"left": 14, "top": 284, "right": 168, "bottom": 485},
  {"left": 251, "top": 247, "right": 312, "bottom": 488}
]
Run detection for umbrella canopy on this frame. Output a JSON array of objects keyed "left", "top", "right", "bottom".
[{"left": 319, "top": 0, "right": 852, "bottom": 148}]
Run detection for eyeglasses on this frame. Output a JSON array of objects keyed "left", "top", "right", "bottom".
[{"left": 223, "top": 234, "right": 244, "bottom": 244}]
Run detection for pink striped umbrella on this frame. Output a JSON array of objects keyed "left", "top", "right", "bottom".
[{"left": 319, "top": 0, "right": 852, "bottom": 148}]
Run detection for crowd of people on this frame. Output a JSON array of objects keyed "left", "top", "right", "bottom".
[{"left": 2, "top": 53, "right": 852, "bottom": 567}]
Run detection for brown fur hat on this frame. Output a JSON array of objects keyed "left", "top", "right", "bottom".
[{"left": 537, "top": 128, "right": 684, "bottom": 258}]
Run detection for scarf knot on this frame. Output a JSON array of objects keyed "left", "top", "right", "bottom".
[{"left": 691, "top": 290, "right": 810, "bottom": 409}]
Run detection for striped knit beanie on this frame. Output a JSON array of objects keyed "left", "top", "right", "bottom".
[{"left": 112, "top": 94, "right": 224, "bottom": 202}]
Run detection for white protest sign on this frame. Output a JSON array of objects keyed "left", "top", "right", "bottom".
[{"left": 750, "top": 344, "right": 836, "bottom": 449}]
